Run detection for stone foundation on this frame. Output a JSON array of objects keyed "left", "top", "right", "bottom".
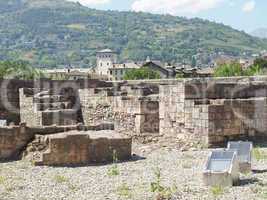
[
  {"left": 0, "top": 123, "right": 115, "bottom": 161},
  {"left": 3, "top": 77, "right": 267, "bottom": 160},
  {"left": 79, "top": 85, "right": 160, "bottom": 138},
  {"left": 0, "top": 123, "right": 34, "bottom": 160},
  {"left": 27, "top": 130, "right": 132, "bottom": 166},
  {"left": 159, "top": 78, "right": 267, "bottom": 147}
]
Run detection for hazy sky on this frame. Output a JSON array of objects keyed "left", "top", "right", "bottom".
[{"left": 67, "top": 0, "right": 265, "bottom": 33}]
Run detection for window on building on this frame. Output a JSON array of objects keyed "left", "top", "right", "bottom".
[{"left": 110, "top": 71, "right": 113, "bottom": 75}]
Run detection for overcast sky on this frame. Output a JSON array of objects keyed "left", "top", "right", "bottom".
[{"left": 67, "top": 0, "right": 265, "bottom": 33}]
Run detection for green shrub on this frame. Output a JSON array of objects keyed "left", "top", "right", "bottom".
[
  {"left": 124, "top": 67, "right": 160, "bottom": 80},
  {"left": 54, "top": 175, "right": 69, "bottom": 184},
  {"left": 253, "top": 147, "right": 267, "bottom": 161},
  {"left": 175, "top": 73, "right": 184, "bottom": 79},
  {"left": 0, "top": 60, "right": 45, "bottom": 80},
  {"left": 107, "top": 150, "right": 120, "bottom": 176},
  {"left": 243, "top": 65, "right": 262, "bottom": 76},
  {"left": 214, "top": 63, "right": 243, "bottom": 77},
  {"left": 150, "top": 167, "right": 176, "bottom": 200},
  {"left": 116, "top": 183, "right": 132, "bottom": 199},
  {"left": 254, "top": 58, "right": 267, "bottom": 69},
  {"left": 214, "top": 63, "right": 264, "bottom": 77},
  {"left": 210, "top": 185, "right": 224, "bottom": 198}
]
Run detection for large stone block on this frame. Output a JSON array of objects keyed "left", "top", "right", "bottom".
[
  {"left": 33, "top": 130, "right": 132, "bottom": 166},
  {"left": 0, "top": 124, "right": 34, "bottom": 160}
]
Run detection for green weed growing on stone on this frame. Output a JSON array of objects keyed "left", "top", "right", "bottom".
[
  {"left": 253, "top": 147, "right": 267, "bottom": 161},
  {"left": 150, "top": 167, "right": 176, "bottom": 200},
  {"left": 107, "top": 150, "right": 119, "bottom": 176},
  {"left": 0, "top": 175, "right": 17, "bottom": 193},
  {"left": 211, "top": 185, "right": 224, "bottom": 199},
  {"left": 0, "top": 176, "right": 5, "bottom": 185},
  {"left": 116, "top": 183, "right": 132, "bottom": 199},
  {"left": 54, "top": 175, "right": 69, "bottom": 184}
]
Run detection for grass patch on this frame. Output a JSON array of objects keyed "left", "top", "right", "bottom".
[
  {"left": 54, "top": 175, "right": 77, "bottom": 191},
  {"left": 253, "top": 147, "right": 267, "bottom": 161},
  {"left": 54, "top": 175, "right": 69, "bottom": 184},
  {"left": 150, "top": 167, "right": 177, "bottom": 200},
  {"left": 107, "top": 150, "right": 120, "bottom": 177},
  {"left": 107, "top": 165, "right": 119, "bottom": 176},
  {"left": 68, "top": 183, "right": 78, "bottom": 191},
  {"left": 0, "top": 176, "right": 5, "bottom": 185},
  {"left": 0, "top": 176, "right": 17, "bottom": 193},
  {"left": 210, "top": 185, "right": 224, "bottom": 198},
  {"left": 116, "top": 183, "right": 132, "bottom": 199}
]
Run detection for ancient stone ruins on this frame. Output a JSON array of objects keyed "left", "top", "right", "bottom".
[{"left": 0, "top": 77, "right": 267, "bottom": 167}]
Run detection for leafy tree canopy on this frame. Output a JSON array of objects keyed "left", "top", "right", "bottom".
[
  {"left": 254, "top": 58, "right": 267, "bottom": 69},
  {"left": 214, "top": 62, "right": 263, "bottom": 77},
  {"left": 0, "top": 60, "right": 45, "bottom": 80},
  {"left": 123, "top": 67, "right": 160, "bottom": 80}
]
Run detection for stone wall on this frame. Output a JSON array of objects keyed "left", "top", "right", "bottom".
[
  {"left": 19, "top": 88, "right": 42, "bottom": 126},
  {"left": 159, "top": 83, "right": 186, "bottom": 136},
  {"left": 0, "top": 79, "right": 112, "bottom": 125},
  {"left": 19, "top": 87, "right": 81, "bottom": 126},
  {"left": 159, "top": 78, "right": 267, "bottom": 147},
  {"left": 197, "top": 98, "right": 267, "bottom": 146},
  {"left": 5, "top": 77, "right": 267, "bottom": 149},
  {"left": 79, "top": 85, "right": 160, "bottom": 138},
  {"left": 0, "top": 80, "right": 33, "bottom": 125},
  {"left": 30, "top": 130, "right": 132, "bottom": 166},
  {"left": 0, "top": 123, "right": 114, "bottom": 160},
  {"left": 0, "top": 123, "right": 34, "bottom": 160}
]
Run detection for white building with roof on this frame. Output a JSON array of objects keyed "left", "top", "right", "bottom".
[
  {"left": 95, "top": 49, "right": 118, "bottom": 76},
  {"left": 95, "top": 49, "right": 176, "bottom": 81},
  {"left": 108, "top": 62, "right": 141, "bottom": 81}
]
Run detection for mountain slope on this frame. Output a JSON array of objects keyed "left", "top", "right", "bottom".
[
  {"left": 0, "top": 0, "right": 267, "bottom": 67},
  {"left": 251, "top": 28, "right": 267, "bottom": 39}
]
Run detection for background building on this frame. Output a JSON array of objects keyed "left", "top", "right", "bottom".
[{"left": 95, "top": 49, "right": 118, "bottom": 76}]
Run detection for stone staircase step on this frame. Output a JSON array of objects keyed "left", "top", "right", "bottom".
[
  {"left": 35, "top": 102, "right": 71, "bottom": 111},
  {"left": 41, "top": 109, "right": 78, "bottom": 126},
  {"left": 33, "top": 95, "right": 68, "bottom": 103}
]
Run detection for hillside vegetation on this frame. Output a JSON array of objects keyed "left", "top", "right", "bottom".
[{"left": 0, "top": 0, "right": 267, "bottom": 68}]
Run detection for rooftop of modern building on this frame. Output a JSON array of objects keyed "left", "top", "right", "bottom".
[{"left": 96, "top": 49, "right": 117, "bottom": 54}]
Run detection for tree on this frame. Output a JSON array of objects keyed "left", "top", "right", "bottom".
[
  {"left": 213, "top": 63, "right": 243, "bottom": 77},
  {"left": 254, "top": 58, "right": 267, "bottom": 69},
  {"left": 123, "top": 67, "right": 160, "bottom": 80},
  {"left": 243, "top": 65, "right": 262, "bottom": 76},
  {"left": 0, "top": 61, "right": 45, "bottom": 80},
  {"left": 214, "top": 62, "right": 263, "bottom": 77}
]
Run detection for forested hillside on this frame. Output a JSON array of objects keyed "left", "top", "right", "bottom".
[{"left": 0, "top": 0, "right": 267, "bottom": 68}]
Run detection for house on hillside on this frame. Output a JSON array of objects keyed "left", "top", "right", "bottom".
[
  {"left": 95, "top": 49, "right": 176, "bottom": 81},
  {"left": 44, "top": 68, "right": 91, "bottom": 80},
  {"left": 143, "top": 59, "right": 175, "bottom": 79}
]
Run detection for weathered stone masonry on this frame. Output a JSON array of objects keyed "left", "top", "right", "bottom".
[
  {"left": 159, "top": 78, "right": 267, "bottom": 147},
  {"left": 3, "top": 77, "right": 267, "bottom": 165},
  {"left": 79, "top": 84, "right": 160, "bottom": 138}
]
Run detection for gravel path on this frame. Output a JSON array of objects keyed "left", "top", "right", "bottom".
[{"left": 0, "top": 144, "right": 267, "bottom": 200}]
